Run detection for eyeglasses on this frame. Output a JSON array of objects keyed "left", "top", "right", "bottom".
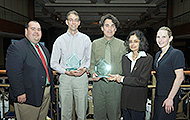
[{"left": 68, "top": 19, "right": 79, "bottom": 22}]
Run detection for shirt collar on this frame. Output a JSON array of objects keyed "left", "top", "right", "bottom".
[
  {"left": 125, "top": 51, "right": 147, "bottom": 61},
  {"left": 157, "top": 45, "right": 173, "bottom": 57},
  {"left": 103, "top": 36, "right": 115, "bottom": 45},
  {"left": 66, "top": 30, "right": 79, "bottom": 37},
  {"left": 29, "top": 40, "right": 40, "bottom": 47},
  {"left": 165, "top": 45, "right": 173, "bottom": 54}
]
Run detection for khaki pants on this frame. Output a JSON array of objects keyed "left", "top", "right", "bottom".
[
  {"left": 14, "top": 86, "right": 51, "bottom": 120},
  {"left": 59, "top": 73, "right": 88, "bottom": 120}
]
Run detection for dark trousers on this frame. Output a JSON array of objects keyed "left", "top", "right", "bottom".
[
  {"left": 153, "top": 95, "right": 179, "bottom": 120},
  {"left": 93, "top": 81, "right": 122, "bottom": 120},
  {"left": 122, "top": 108, "right": 145, "bottom": 120}
]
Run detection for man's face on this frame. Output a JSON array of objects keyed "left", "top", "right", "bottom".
[
  {"left": 25, "top": 21, "right": 42, "bottom": 44},
  {"left": 101, "top": 19, "right": 116, "bottom": 40},
  {"left": 66, "top": 14, "right": 80, "bottom": 33}
]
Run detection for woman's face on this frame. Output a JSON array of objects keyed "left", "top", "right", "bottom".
[
  {"left": 156, "top": 30, "right": 172, "bottom": 49},
  {"left": 129, "top": 34, "right": 140, "bottom": 52}
]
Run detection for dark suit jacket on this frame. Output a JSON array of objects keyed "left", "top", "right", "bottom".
[
  {"left": 153, "top": 46, "right": 185, "bottom": 96},
  {"left": 6, "top": 38, "right": 55, "bottom": 107},
  {"left": 121, "top": 53, "right": 153, "bottom": 111}
]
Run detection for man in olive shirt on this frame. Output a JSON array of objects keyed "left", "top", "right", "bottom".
[{"left": 90, "top": 14, "right": 127, "bottom": 120}]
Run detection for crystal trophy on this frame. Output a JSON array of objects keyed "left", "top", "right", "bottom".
[
  {"left": 95, "top": 59, "right": 111, "bottom": 77},
  {"left": 66, "top": 53, "right": 81, "bottom": 71}
]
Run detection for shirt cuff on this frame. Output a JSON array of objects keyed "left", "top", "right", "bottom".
[{"left": 120, "top": 76, "right": 125, "bottom": 83}]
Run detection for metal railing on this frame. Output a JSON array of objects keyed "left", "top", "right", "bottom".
[{"left": 0, "top": 70, "right": 190, "bottom": 120}]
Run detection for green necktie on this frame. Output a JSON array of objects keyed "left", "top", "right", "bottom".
[
  {"left": 104, "top": 41, "right": 111, "bottom": 83},
  {"left": 105, "top": 41, "right": 111, "bottom": 65}
]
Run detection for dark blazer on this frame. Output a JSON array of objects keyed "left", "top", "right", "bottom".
[
  {"left": 153, "top": 46, "right": 185, "bottom": 96},
  {"left": 6, "top": 38, "right": 55, "bottom": 107},
  {"left": 153, "top": 46, "right": 185, "bottom": 120},
  {"left": 121, "top": 53, "right": 153, "bottom": 111}
]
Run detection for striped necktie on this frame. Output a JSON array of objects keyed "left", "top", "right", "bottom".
[
  {"left": 35, "top": 45, "right": 50, "bottom": 83},
  {"left": 105, "top": 41, "right": 111, "bottom": 65},
  {"left": 104, "top": 41, "right": 111, "bottom": 82}
]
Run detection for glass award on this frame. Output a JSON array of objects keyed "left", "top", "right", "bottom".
[
  {"left": 95, "top": 59, "right": 111, "bottom": 77},
  {"left": 66, "top": 53, "right": 81, "bottom": 71}
]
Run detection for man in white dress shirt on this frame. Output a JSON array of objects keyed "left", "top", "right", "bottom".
[{"left": 50, "top": 10, "right": 92, "bottom": 120}]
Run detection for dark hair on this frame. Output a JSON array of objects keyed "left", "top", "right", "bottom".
[
  {"left": 66, "top": 10, "right": 80, "bottom": 21},
  {"left": 25, "top": 20, "right": 40, "bottom": 29},
  {"left": 125, "top": 30, "right": 149, "bottom": 52},
  {"left": 99, "top": 13, "right": 120, "bottom": 28}
]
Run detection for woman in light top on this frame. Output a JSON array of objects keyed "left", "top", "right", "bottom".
[
  {"left": 152, "top": 26, "right": 185, "bottom": 120},
  {"left": 107, "top": 30, "right": 153, "bottom": 120}
]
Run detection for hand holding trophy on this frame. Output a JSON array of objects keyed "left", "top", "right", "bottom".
[
  {"left": 65, "top": 53, "right": 86, "bottom": 77},
  {"left": 95, "top": 59, "right": 111, "bottom": 77}
]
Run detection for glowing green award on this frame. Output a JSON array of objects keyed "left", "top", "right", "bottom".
[
  {"left": 95, "top": 59, "right": 111, "bottom": 77},
  {"left": 66, "top": 53, "right": 81, "bottom": 71}
]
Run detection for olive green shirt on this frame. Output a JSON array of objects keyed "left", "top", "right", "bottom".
[{"left": 90, "top": 37, "right": 127, "bottom": 75}]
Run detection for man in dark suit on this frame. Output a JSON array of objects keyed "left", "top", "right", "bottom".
[{"left": 6, "top": 20, "right": 54, "bottom": 120}]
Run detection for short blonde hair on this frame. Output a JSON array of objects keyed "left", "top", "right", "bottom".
[{"left": 158, "top": 26, "right": 172, "bottom": 37}]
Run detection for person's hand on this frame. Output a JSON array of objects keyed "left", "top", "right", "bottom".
[
  {"left": 65, "top": 70, "right": 80, "bottom": 76},
  {"left": 106, "top": 74, "right": 122, "bottom": 83},
  {"left": 17, "top": 94, "right": 26, "bottom": 104},
  {"left": 75, "top": 68, "right": 87, "bottom": 77},
  {"left": 65, "top": 68, "right": 87, "bottom": 77},
  {"left": 162, "top": 97, "right": 174, "bottom": 114},
  {"left": 91, "top": 73, "right": 101, "bottom": 81},
  {"left": 106, "top": 74, "right": 117, "bottom": 81},
  {"left": 65, "top": 70, "right": 77, "bottom": 76}
]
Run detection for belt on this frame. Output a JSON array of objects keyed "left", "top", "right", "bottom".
[{"left": 45, "top": 84, "right": 51, "bottom": 87}]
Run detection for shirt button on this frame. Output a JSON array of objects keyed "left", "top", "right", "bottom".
[{"left": 42, "top": 76, "right": 44, "bottom": 78}]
